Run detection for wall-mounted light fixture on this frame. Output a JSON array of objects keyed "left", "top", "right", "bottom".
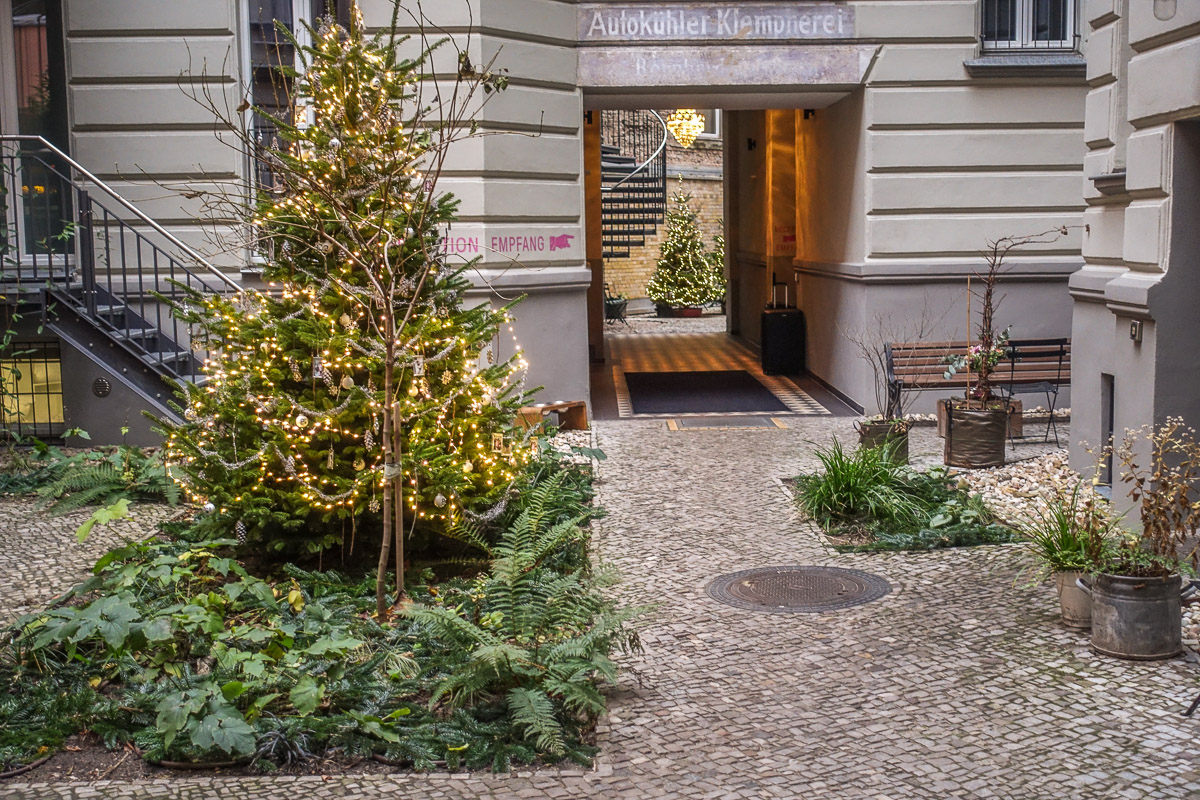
[
  {"left": 1130, "top": 319, "right": 1144, "bottom": 344},
  {"left": 1154, "top": 0, "right": 1177, "bottom": 21}
]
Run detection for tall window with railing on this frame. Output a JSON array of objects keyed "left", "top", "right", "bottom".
[{"left": 982, "top": 0, "right": 1077, "bottom": 51}]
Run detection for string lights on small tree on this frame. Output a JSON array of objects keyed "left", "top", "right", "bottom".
[
  {"left": 162, "top": 3, "right": 524, "bottom": 615},
  {"left": 646, "top": 190, "right": 725, "bottom": 310}
]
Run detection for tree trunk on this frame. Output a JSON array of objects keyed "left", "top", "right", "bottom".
[
  {"left": 392, "top": 398, "right": 407, "bottom": 608},
  {"left": 376, "top": 349, "right": 394, "bottom": 617}
]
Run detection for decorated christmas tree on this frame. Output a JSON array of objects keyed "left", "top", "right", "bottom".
[
  {"left": 645, "top": 191, "right": 724, "bottom": 308},
  {"left": 162, "top": 5, "right": 525, "bottom": 613}
]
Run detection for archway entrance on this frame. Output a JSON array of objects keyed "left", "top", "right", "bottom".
[
  {"left": 574, "top": 4, "right": 875, "bottom": 419},
  {"left": 583, "top": 104, "right": 856, "bottom": 421}
]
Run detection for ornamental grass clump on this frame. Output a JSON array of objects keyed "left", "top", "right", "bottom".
[
  {"left": 793, "top": 439, "right": 1015, "bottom": 552},
  {"left": 1018, "top": 481, "right": 1116, "bottom": 583},
  {"left": 793, "top": 439, "right": 924, "bottom": 531}
]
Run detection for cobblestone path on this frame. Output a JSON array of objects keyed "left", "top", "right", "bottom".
[{"left": 7, "top": 420, "right": 1200, "bottom": 799}]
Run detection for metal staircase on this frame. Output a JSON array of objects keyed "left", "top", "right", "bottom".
[
  {"left": 0, "top": 135, "right": 239, "bottom": 421},
  {"left": 600, "top": 110, "right": 669, "bottom": 259}
]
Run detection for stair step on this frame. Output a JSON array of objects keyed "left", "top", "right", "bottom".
[
  {"left": 601, "top": 169, "right": 659, "bottom": 180},
  {"left": 110, "top": 327, "right": 159, "bottom": 342},
  {"left": 601, "top": 227, "right": 657, "bottom": 236},
  {"left": 600, "top": 144, "right": 621, "bottom": 155},
  {"left": 142, "top": 350, "right": 191, "bottom": 366},
  {"left": 602, "top": 177, "right": 663, "bottom": 187}
]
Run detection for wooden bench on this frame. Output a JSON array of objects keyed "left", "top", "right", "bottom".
[
  {"left": 516, "top": 401, "right": 589, "bottom": 432},
  {"left": 886, "top": 337, "right": 1070, "bottom": 445}
]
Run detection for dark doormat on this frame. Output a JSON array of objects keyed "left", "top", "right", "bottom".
[
  {"left": 623, "top": 370, "right": 790, "bottom": 414},
  {"left": 669, "top": 416, "right": 786, "bottom": 430}
]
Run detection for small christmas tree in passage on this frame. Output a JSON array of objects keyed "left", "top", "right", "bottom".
[
  {"left": 162, "top": 4, "right": 524, "bottom": 614},
  {"left": 646, "top": 190, "right": 724, "bottom": 309}
]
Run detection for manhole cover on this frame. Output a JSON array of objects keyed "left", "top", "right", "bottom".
[{"left": 706, "top": 566, "right": 891, "bottom": 613}]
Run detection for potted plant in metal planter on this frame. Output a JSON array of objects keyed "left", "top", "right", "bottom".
[
  {"left": 943, "top": 228, "right": 1069, "bottom": 469},
  {"left": 1019, "top": 482, "right": 1115, "bottom": 629},
  {"left": 1077, "top": 418, "right": 1200, "bottom": 660},
  {"left": 844, "top": 308, "right": 946, "bottom": 464}
]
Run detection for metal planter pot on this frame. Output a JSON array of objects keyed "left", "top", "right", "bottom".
[
  {"left": 944, "top": 406, "right": 1007, "bottom": 469},
  {"left": 1055, "top": 570, "right": 1091, "bottom": 629},
  {"left": 855, "top": 420, "right": 909, "bottom": 464},
  {"left": 1078, "top": 573, "right": 1194, "bottom": 660}
]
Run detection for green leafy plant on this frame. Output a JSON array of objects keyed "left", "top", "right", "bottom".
[
  {"left": 404, "top": 471, "right": 640, "bottom": 758},
  {"left": 793, "top": 439, "right": 926, "bottom": 530},
  {"left": 1, "top": 446, "right": 638, "bottom": 773},
  {"left": 793, "top": 441, "right": 1016, "bottom": 552},
  {"left": 1017, "top": 482, "right": 1115, "bottom": 582},
  {"left": 0, "top": 432, "right": 178, "bottom": 516}
]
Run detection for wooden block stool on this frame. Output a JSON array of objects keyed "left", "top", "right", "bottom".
[{"left": 516, "top": 401, "right": 589, "bottom": 432}]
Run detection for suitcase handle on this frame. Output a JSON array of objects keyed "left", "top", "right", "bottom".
[{"left": 769, "top": 272, "right": 790, "bottom": 309}]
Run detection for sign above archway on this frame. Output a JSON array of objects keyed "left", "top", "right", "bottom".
[
  {"left": 576, "top": 2, "right": 874, "bottom": 95},
  {"left": 578, "top": 3, "right": 855, "bottom": 42}
]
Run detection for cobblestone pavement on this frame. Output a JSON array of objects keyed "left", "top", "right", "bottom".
[
  {"left": 619, "top": 311, "right": 727, "bottom": 335},
  {"left": 0, "top": 498, "right": 174, "bottom": 625},
  {"left": 7, "top": 420, "right": 1200, "bottom": 799}
]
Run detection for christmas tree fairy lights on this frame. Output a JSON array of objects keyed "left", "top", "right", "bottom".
[
  {"left": 646, "top": 190, "right": 725, "bottom": 309},
  {"left": 162, "top": 3, "right": 522, "bottom": 615}
]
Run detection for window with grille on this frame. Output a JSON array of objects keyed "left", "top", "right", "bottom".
[
  {"left": 0, "top": 340, "right": 64, "bottom": 440},
  {"left": 982, "top": 0, "right": 1076, "bottom": 50},
  {"left": 248, "top": 1, "right": 353, "bottom": 193}
]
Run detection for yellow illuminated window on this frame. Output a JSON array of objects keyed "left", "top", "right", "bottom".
[{"left": 0, "top": 342, "right": 64, "bottom": 438}]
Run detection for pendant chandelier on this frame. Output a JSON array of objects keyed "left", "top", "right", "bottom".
[{"left": 666, "top": 109, "right": 706, "bottom": 148}]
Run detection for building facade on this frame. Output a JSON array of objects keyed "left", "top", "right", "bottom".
[
  {"left": 3, "top": 0, "right": 1185, "bottom": 449},
  {"left": 1068, "top": 0, "right": 1200, "bottom": 475}
]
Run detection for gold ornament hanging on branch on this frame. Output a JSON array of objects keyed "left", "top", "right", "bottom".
[{"left": 666, "top": 109, "right": 706, "bottom": 148}]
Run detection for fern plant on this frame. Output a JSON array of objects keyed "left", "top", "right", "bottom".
[
  {"left": 35, "top": 445, "right": 178, "bottom": 515},
  {"left": 404, "top": 478, "right": 640, "bottom": 757}
]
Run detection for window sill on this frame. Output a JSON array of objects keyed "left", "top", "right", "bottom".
[{"left": 964, "top": 51, "right": 1086, "bottom": 79}]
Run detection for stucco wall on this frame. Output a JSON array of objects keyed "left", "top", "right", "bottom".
[
  {"left": 790, "top": 23, "right": 1087, "bottom": 411},
  {"left": 64, "top": 0, "right": 245, "bottom": 271},
  {"left": 1070, "top": 0, "right": 1200, "bottom": 477},
  {"left": 378, "top": 0, "right": 592, "bottom": 408}
]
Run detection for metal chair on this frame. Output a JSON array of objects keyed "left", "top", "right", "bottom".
[
  {"left": 604, "top": 283, "right": 629, "bottom": 326},
  {"left": 999, "top": 338, "right": 1069, "bottom": 448}
]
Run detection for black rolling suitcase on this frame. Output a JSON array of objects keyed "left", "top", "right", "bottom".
[{"left": 761, "top": 276, "right": 805, "bottom": 376}]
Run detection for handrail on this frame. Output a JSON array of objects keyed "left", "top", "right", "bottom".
[
  {"left": 602, "top": 110, "right": 668, "bottom": 194},
  {"left": 0, "top": 135, "right": 240, "bottom": 291}
]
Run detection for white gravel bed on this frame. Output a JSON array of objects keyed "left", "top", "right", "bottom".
[{"left": 952, "top": 450, "right": 1085, "bottom": 528}]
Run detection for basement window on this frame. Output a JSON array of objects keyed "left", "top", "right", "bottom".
[{"left": 0, "top": 340, "right": 64, "bottom": 440}]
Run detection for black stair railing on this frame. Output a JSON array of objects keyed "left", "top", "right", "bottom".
[
  {"left": 0, "top": 135, "right": 240, "bottom": 384},
  {"left": 599, "top": 110, "right": 668, "bottom": 259}
]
